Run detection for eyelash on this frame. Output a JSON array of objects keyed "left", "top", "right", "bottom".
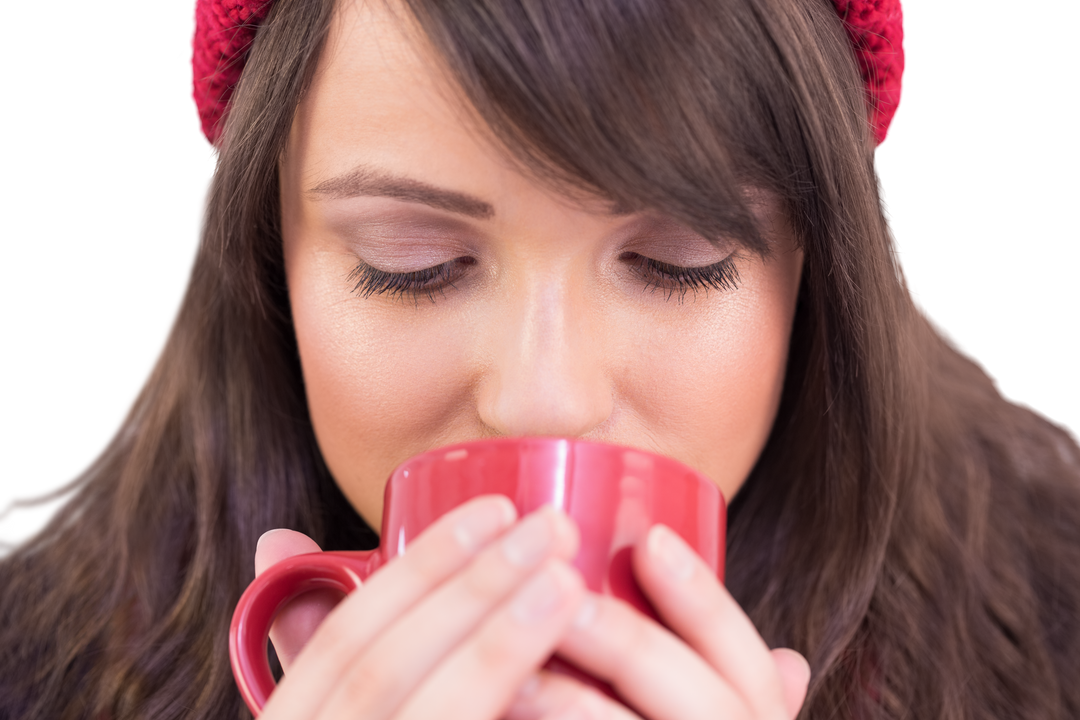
[
  {"left": 622, "top": 252, "right": 738, "bottom": 302},
  {"left": 347, "top": 252, "right": 739, "bottom": 304}
]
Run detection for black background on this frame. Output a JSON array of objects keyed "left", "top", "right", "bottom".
[{"left": 4, "top": 1, "right": 1075, "bottom": 507}]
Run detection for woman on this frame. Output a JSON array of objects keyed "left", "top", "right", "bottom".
[{"left": 2, "top": 0, "right": 1079, "bottom": 718}]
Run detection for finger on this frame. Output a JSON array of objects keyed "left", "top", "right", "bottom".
[
  {"left": 260, "top": 495, "right": 517, "bottom": 719},
  {"left": 255, "top": 528, "right": 322, "bottom": 575},
  {"left": 631, "top": 524, "right": 792, "bottom": 717},
  {"left": 505, "top": 670, "right": 643, "bottom": 720},
  {"left": 255, "top": 529, "right": 341, "bottom": 673},
  {"left": 771, "top": 648, "right": 811, "bottom": 719},
  {"left": 393, "top": 560, "right": 585, "bottom": 720},
  {"left": 557, "top": 593, "right": 742, "bottom": 720},
  {"left": 316, "top": 506, "right": 580, "bottom": 720}
]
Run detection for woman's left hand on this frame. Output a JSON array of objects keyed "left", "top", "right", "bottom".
[{"left": 505, "top": 524, "right": 810, "bottom": 720}]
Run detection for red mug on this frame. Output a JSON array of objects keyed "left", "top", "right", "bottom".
[{"left": 229, "top": 437, "right": 726, "bottom": 715}]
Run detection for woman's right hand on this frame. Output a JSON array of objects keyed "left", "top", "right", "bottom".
[{"left": 251, "top": 497, "right": 586, "bottom": 720}]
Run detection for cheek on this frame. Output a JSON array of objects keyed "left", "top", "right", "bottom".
[
  {"left": 288, "top": 247, "right": 476, "bottom": 526},
  {"left": 689, "top": 300, "right": 793, "bottom": 500},
  {"left": 700, "top": 256, "right": 801, "bottom": 499},
  {"left": 611, "top": 253, "right": 800, "bottom": 501}
]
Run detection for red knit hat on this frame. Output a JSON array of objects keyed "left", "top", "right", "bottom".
[
  {"left": 832, "top": 0, "right": 904, "bottom": 145},
  {"left": 192, "top": 0, "right": 903, "bottom": 145},
  {"left": 192, "top": 0, "right": 273, "bottom": 143}
]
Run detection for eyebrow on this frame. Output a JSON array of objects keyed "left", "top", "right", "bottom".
[{"left": 307, "top": 166, "right": 495, "bottom": 220}]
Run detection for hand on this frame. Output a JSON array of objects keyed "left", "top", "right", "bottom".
[
  {"left": 504, "top": 524, "right": 810, "bottom": 720},
  {"left": 251, "top": 498, "right": 586, "bottom": 720}
]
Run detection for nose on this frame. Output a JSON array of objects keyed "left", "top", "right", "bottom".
[{"left": 476, "top": 275, "right": 613, "bottom": 438}]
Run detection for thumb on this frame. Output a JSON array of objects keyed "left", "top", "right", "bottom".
[
  {"left": 255, "top": 529, "right": 344, "bottom": 673},
  {"left": 770, "top": 647, "right": 811, "bottom": 719}
]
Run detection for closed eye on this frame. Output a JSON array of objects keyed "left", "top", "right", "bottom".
[{"left": 345, "top": 251, "right": 739, "bottom": 306}]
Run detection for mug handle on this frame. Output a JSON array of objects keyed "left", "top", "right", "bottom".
[{"left": 229, "top": 550, "right": 381, "bottom": 715}]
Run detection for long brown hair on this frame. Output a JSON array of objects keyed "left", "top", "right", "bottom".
[{"left": 3, "top": 0, "right": 1079, "bottom": 718}]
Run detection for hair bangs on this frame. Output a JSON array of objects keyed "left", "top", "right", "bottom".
[{"left": 398, "top": 0, "right": 824, "bottom": 256}]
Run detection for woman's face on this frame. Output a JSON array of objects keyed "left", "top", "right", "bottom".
[{"left": 280, "top": 0, "right": 803, "bottom": 529}]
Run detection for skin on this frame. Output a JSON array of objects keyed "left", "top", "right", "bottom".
[{"left": 262, "top": 0, "right": 811, "bottom": 718}]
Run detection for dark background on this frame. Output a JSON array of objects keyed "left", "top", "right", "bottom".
[{"left": 4, "top": 2, "right": 1075, "bottom": 507}]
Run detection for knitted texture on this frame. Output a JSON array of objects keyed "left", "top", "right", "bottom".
[
  {"left": 191, "top": 0, "right": 904, "bottom": 145},
  {"left": 192, "top": 0, "right": 273, "bottom": 143},
  {"left": 832, "top": 0, "right": 905, "bottom": 144}
]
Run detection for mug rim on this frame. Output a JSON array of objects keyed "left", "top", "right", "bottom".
[{"left": 391, "top": 435, "right": 723, "bottom": 502}]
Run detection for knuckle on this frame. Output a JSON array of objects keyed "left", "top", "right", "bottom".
[
  {"left": 582, "top": 607, "right": 648, "bottom": 689},
  {"left": 460, "top": 553, "right": 516, "bottom": 602},
  {"left": 470, "top": 624, "right": 523, "bottom": 672},
  {"left": 401, "top": 538, "right": 462, "bottom": 585},
  {"left": 555, "top": 681, "right": 645, "bottom": 720},
  {"left": 572, "top": 689, "right": 619, "bottom": 720},
  {"left": 341, "top": 658, "right": 401, "bottom": 710},
  {"left": 604, "top": 600, "right": 649, "bottom": 655}
]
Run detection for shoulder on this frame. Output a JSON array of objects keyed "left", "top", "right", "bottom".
[
  {"left": 0, "top": 509, "right": 126, "bottom": 719},
  {"left": 930, "top": 342, "right": 1080, "bottom": 716},
  {"left": 2, "top": 418, "right": 141, "bottom": 544},
  {"left": 995, "top": 406, "right": 1080, "bottom": 674},
  {"left": 928, "top": 337, "right": 1080, "bottom": 495},
  {"left": 995, "top": 408, "right": 1080, "bottom": 718},
  {"left": 1, "top": 481, "right": 70, "bottom": 537}
]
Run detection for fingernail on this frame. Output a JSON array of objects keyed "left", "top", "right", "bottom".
[
  {"left": 454, "top": 497, "right": 517, "bottom": 552},
  {"left": 502, "top": 509, "right": 553, "bottom": 567},
  {"left": 648, "top": 525, "right": 695, "bottom": 582},
  {"left": 573, "top": 595, "right": 598, "bottom": 629},
  {"left": 256, "top": 528, "right": 288, "bottom": 553},
  {"left": 512, "top": 566, "right": 566, "bottom": 624}
]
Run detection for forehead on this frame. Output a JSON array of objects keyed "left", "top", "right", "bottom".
[
  {"left": 317, "top": 0, "right": 440, "bottom": 119},
  {"left": 290, "top": 0, "right": 501, "bottom": 191},
  {"left": 288, "top": 0, "right": 641, "bottom": 226},
  {"left": 289, "top": 0, "right": 639, "bottom": 222}
]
